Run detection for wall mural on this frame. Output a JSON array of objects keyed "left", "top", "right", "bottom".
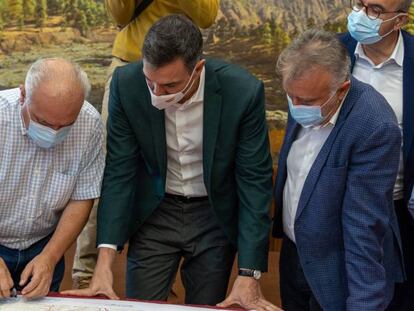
[{"left": 0, "top": 0, "right": 413, "bottom": 160}]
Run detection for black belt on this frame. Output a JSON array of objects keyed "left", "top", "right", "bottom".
[{"left": 164, "top": 193, "right": 208, "bottom": 203}]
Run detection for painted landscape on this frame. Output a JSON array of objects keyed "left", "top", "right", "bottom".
[{"left": 0, "top": 0, "right": 413, "bottom": 159}]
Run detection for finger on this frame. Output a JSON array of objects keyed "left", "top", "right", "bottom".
[
  {"left": 19, "top": 263, "right": 34, "bottom": 287},
  {"left": 0, "top": 277, "right": 13, "bottom": 298},
  {"left": 61, "top": 288, "right": 96, "bottom": 297},
  {"left": 0, "top": 286, "right": 9, "bottom": 299},
  {"left": 21, "top": 272, "right": 41, "bottom": 295},
  {"left": 258, "top": 299, "right": 280, "bottom": 311},
  {"left": 216, "top": 296, "right": 236, "bottom": 308},
  {"left": 97, "top": 288, "right": 119, "bottom": 300},
  {"left": 23, "top": 277, "right": 50, "bottom": 299},
  {"left": 244, "top": 299, "right": 276, "bottom": 311}
]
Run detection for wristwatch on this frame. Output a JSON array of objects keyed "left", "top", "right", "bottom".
[{"left": 238, "top": 268, "right": 262, "bottom": 280}]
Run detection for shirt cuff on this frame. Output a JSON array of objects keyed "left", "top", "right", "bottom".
[{"left": 97, "top": 244, "right": 117, "bottom": 250}]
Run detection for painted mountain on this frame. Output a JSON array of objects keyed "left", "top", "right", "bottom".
[{"left": 218, "top": 0, "right": 349, "bottom": 31}]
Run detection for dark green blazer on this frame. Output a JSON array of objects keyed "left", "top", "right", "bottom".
[{"left": 97, "top": 59, "right": 273, "bottom": 271}]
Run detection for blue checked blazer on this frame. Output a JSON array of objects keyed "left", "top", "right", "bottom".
[{"left": 273, "top": 78, "right": 405, "bottom": 310}]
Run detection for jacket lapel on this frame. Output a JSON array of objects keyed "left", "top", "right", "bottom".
[
  {"left": 295, "top": 80, "right": 358, "bottom": 220},
  {"left": 402, "top": 30, "right": 414, "bottom": 164},
  {"left": 148, "top": 101, "right": 167, "bottom": 188},
  {"left": 202, "top": 62, "right": 222, "bottom": 193}
]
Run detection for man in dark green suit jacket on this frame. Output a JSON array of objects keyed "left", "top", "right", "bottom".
[{"left": 65, "top": 14, "right": 277, "bottom": 311}]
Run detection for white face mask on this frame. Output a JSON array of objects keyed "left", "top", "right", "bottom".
[{"left": 147, "top": 67, "right": 198, "bottom": 110}]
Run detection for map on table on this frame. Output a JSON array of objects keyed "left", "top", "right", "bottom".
[{"left": 0, "top": 296, "right": 230, "bottom": 311}]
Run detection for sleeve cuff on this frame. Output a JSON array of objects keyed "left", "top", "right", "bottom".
[{"left": 97, "top": 244, "right": 117, "bottom": 250}]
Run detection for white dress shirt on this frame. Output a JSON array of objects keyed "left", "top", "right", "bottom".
[
  {"left": 283, "top": 101, "right": 344, "bottom": 243},
  {"left": 99, "top": 68, "right": 207, "bottom": 250},
  {"left": 0, "top": 88, "right": 105, "bottom": 250},
  {"left": 353, "top": 32, "right": 404, "bottom": 200},
  {"left": 164, "top": 67, "right": 207, "bottom": 197}
]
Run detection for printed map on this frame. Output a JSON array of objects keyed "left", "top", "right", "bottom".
[{"left": 0, "top": 296, "right": 227, "bottom": 311}]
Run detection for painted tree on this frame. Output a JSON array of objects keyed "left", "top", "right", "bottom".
[
  {"left": 405, "top": 3, "right": 414, "bottom": 34},
  {"left": 23, "top": 0, "right": 36, "bottom": 22},
  {"left": 47, "top": 0, "right": 64, "bottom": 15},
  {"left": 273, "top": 23, "right": 290, "bottom": 54},
  {"left": 35, "top": 0, "right": 47, "bottom": 27},
  {"left": 7, "top": 0, "right": 24, "bottom": 26},
  {"left": 261, "top": 22, "right": 273, "bottom": 45}
]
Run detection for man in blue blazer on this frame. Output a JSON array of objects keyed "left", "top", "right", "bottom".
[
  {"left": 339, "top": 0, "right": 414, "bottom": 309},
  {"left": 273, "top": 30, "right": 404, "bottom": 310}
]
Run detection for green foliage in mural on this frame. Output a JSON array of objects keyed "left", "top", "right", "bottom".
[
  {"left": 0, "top": 0, "right": 108, "bottom": 36},
  {"left": 35, "top": 0, "right": 47, "bottom": 27},
  {"left": 405, "top": 3, "right": 414, "bottom": 34},
  {"left": 23, "top": 0, "right": 36, "bottom": 22},
  {"left": 6, "top": 0, "right": 24, "bottom": 27}
]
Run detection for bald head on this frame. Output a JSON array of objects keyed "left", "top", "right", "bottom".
[
  {"left": 25, "top": 58, "right": 90, "bottom": 105},
  {"left": 21, "top": 58, "right": 91, "bottom": 129}
]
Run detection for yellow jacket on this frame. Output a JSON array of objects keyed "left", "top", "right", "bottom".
[{"left": 106, "top": 0, "right": 219, "bottom": 62}]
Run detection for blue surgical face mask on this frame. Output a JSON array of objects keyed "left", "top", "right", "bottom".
[
  {"left": 287, "top": 92, "right": 335, "bottom": 128},
  {"left": 347, "top": 10, "right": 401, "bottom": 45},
  {"left": 24, "top": 106, "right": 72, "bottom": 149}
]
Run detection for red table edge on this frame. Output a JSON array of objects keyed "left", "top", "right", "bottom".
[{"left": 45, "top": 292, "right": 245, "bottom": 310}]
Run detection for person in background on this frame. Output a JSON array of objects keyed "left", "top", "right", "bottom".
[
  {"left": 64, "top": 14, "right": 279, "bottom": 311},
  {"left": 72, "top": 0, "right": 219, "bottom": 289},
  {"left": 0, "top": 58, "right": 105, "bottom": 299},
  {"left": 339, "top": 0, "right": 414, "bottom": 309},
  {"left": 273, "top": 29, "right": 404, "bottom": 310}
]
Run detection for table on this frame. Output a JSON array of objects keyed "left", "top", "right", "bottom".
[{"left": 0, "top": 294, "right": 242, "bottom": 311}]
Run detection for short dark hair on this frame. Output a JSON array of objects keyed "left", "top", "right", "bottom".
[{"left": 142, "top": 14, "right": 203, "bottom": 72}]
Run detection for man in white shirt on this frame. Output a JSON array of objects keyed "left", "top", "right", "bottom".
[
  {"left": 339, "top": 0, "right": 414, "bottom": 309},
  {"left": 273, "top": 29, "right": 404, "bottom": 310},
  {"left": 0, "top": 58, "right": 105, "bottom": 299},
  {"left": 64, "top": 14, "right": 279, "bottom": 311}
]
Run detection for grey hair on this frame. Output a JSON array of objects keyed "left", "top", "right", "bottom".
[
  {"left": 399, "top": 0, "right": 413, "bottom": 11},
  {"left": 276, "top": 29, "right": 350, "bottom": 90},
  {"left": 142, "top": 14, "right": 203, "bottom": 72},
  {"left": 25, "top": 58, "right": 91, "bottom": 103}
]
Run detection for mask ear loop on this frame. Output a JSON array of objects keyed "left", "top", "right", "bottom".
[{"left": 379, "top": 13, "right": 407, "bottom": 38}]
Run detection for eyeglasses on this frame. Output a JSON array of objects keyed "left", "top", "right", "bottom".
[{"left": 350, "top": 0, "right": 404, "bottom": 20}]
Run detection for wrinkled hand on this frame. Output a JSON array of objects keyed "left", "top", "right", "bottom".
[
  {"left": 61, "top": 265, "right": 119, "bottom": 300},
  {"left": 20, "top": 253, "right": 56, "bottom": 299},
  {"left": 0, "top": 257, "right": 13, "bottom": 299},
  {"left": 217, "top": 276, "right": 282, "bottom": 311}
]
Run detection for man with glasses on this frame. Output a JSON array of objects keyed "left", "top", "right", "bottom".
[
  {"left": 274, "top": 29, "right": 403, "bottom": 311},
  {"left": 339, "top": 1, "right": 414, "bottom": 309}
]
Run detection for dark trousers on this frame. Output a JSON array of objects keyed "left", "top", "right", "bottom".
[
  {"left": 126, "top": 196, "right": 236, "bottom": 305},
  {"left": 280, "top": 236, "right": 323, "bottom": 311},
  {"left": 0, "top": 234, "right": 65, "bottom": 292},
  {"left": 387, "top": 199, "right": 414, "bottom": 311}
]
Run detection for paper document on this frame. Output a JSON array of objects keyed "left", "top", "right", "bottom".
[{"left": 0, "top": 296, "right": 232, "bottom": 311}]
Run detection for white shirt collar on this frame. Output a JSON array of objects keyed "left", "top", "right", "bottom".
[{"left": 355, "top": 31, "right": 404, "bottom": 68}]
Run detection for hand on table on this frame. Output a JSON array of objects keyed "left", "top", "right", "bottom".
[
  {"left": 19, "top": 253, "right": 56, "bottom": 299},
  {"left": 217, "top": 276, "right": 283, "bottom": 311},
  {"left": 61, "top": 264, "right": 119, "bottom": 300},
  {"left": 0, "top": 257, "right": 13, "bottom": 299}
]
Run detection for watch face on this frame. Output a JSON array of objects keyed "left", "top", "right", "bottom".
[{"left": 253, "top": 270, "right": 261, "bottom": 280}]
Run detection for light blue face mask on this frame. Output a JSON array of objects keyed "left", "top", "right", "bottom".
[
  {"left": 25, "top": 106, "right": 72, "bottom": 149},
  {"left": 347, "top": 10, "right": 401, "bottom": 45},
  {"left": 287, "top": 92, "right": 335, "bottom": 128}
]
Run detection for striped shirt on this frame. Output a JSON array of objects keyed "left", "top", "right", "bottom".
[{"left": 0, "top": 88, "right": 105, "bottom": 250}]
